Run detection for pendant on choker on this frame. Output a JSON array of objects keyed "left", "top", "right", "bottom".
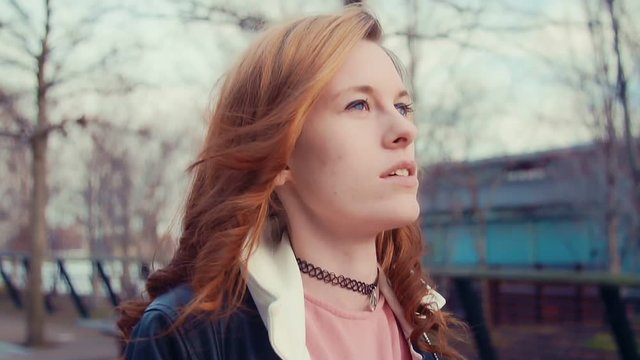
[{"left": 369, "top": 286, "right": 378, "bottom": 311}]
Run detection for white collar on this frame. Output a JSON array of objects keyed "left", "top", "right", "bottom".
[{"left": 245, "top": 223, "right": 446, "bottom": 360}]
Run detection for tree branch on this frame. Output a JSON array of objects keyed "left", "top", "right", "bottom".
[
  {"left": 6, "top": 0, "right": 31, "bottom": 23},
  {"left": 0, "top": 56, "right": 35, "bottom": 73},
  {"left": 47, "top": 33, "right": 90, "bottom": 75},
  {"left": 606, "top": 0, "right": 640, "bottom": 184},
  {"left": 429, "top": 0, "right": 482, "bottom": 14},
  {"left": 0, "top": 23, "right": 37, "bottom": 56},
  {"left": 48, "top": 45, "right": 140, "bottom": 88},
  {"left": 0, "top": 88, "right": 32, "bottom": 132},
  {"left": 0, "top": 129, "right": 27, "bottom": 141},
  {"left": 176, "top": 2, "right": 267, "bottom": 31},
  {"left": 29, "top": 115, "right": 87, "bottom": 139},
  {"left": 4, "top": 0, "right": 39, "bottom": 37}
]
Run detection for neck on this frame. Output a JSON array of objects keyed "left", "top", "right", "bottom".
[
  {"left": 287, "top": 222, "right": 379, "bottom": 311},
  {"left": 289, "top": 228, "right": 378, "bottom": 282}
]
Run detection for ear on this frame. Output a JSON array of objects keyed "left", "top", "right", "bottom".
[{"left": 274, "top": 166, "right": 292, "bottom": 187}]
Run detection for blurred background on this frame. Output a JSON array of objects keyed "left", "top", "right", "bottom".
[{"left": 0, "top": 0, "right": 638, "bottom": 359}]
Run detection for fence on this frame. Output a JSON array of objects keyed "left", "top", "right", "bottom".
[
  {"left": 2, "top": 252, "right": 639, "bottom": 359},
  {"left": 431, "top": 266, "right": 640, "bottom": 360},
  {"left": 0, "top": 251, "right": 151, "bottom": 318}
]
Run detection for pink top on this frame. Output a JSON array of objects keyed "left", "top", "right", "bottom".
[{"left": 304, "top": 293, "right": 412, "bottom": 360}]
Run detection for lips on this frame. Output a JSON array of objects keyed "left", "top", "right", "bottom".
[
  {"left": 380, "top": 161, "right": 419, "bottom": 188},
  {"left": 380, "top": 161, "right": 417, "bottom": 178}
]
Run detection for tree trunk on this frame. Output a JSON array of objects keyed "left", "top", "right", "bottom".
[
  {"left": 605, "top": 129, "right": 621, "bottom": 273},
  {"left": 85, "top": 176, "right": 102, "bottom": 307},
  {"left": 121, "top": 234, "right": 133, "bottom": 299},
  {"left": 470, "top": 180, "right": 492, "bottom": 327},
  {"left": 25, "top": 0, "right": 51, "bottom": 347},
  {"left": 121, "top": 157, "right": 134, "bottom": 299},
  {"left": 26, "top": 112, "right": 48, "bottom": 347},
  {"left": 607, "top": 210, "right": 620, "bottom": 273}
]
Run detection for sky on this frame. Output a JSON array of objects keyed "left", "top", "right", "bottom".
[
  {"left": 1, "top": 0, "right": 639, "bottom": 230},
  {"left": 99, "top": 0, "right": 638, "bottom": 160},
  {"left": 4, "top": 0, "right": 637, "bottom": 156}
]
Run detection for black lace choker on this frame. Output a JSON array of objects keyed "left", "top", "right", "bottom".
[{"left": 295, "top": 257, "right": 379, "bottom": 310}]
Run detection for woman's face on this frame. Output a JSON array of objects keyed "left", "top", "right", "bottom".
[{"left": 279, "top": 40, "right": 419, "bottom": 236}]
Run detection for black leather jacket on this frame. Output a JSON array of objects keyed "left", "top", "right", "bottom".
[{"left": 124, "top": 284, "right": 438, "bottom": 359}]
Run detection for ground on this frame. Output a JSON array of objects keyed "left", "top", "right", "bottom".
[
  {"left": 455, "top": 323, "right": 625, "bottom": 359},
  {"left": 0, "top": 294, "right": 635, "bottom": 359},
  {"left": 0, "top": 294, "right": 119, "bottom": 360}
]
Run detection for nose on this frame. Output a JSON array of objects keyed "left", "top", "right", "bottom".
[{"left": 382, "top": 110, "right": 417, "bottom": 149}]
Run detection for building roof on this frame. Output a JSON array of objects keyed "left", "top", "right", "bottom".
[{"left": 419, "top": 141, "right": 633, "bottom": 217}]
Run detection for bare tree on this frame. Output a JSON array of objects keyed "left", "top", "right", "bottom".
[
  {"left": 83, "top": 124, "right": 139, "bottom": 298},
  {"left": 582, "top": 0, "right": 622, "bottom": 273},
  {"left": 570, "top": 0, "right": 638, "bottom": 273},
  {"left": 130, "top": 138, "right": 182, "bottom": 261},
  {"left": 482, "top": 0, "right": 638, "bottom": 273},
  {"left": 0, "top": 0, "right": 67, "bottom": 345},
  {"left": 81, "top": 121, "right": 185, "bottom": 298},
  {"left": 0, "top": 90, "right": 31, "bottom": 249},
  {"left": 388, "top": 0, "right": 514, "bottom": 164},
  {"left": 0, "top": 0, "right": 138, "bottom": 346},
  {"left": 606, "top": 0, "right": 640, "bottom": 272}
]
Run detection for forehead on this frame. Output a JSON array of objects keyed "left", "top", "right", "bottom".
[{"left": 323, "top": 40, "right": 406, "bottom": 97}]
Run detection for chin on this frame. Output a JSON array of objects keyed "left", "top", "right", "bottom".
[
  {"left": 392, "top": 208, "right": 420, "bottom": 228},
  {"left": 370, "top": 200, "right": 420, "bottom": 232}
]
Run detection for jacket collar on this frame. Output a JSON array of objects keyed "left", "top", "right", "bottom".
[
  {"left": 245, "top": 229, "right": 309, "bottom": 360},
  {"left": 245, "top": 222, "right": 446, "bottom": 360}
]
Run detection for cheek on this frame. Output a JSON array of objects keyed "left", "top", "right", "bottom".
[
  {"left": 292, "top": 144, "right": 356, "bottom": 204},
  {"left": 293, "top": 118, "right": 378, "bottom": 197},
  {"left": 300, "top": 145, "right": 343, "bottom": 188},
  {"left": 295, "top": 125, "right": 345, "bottom": 175}
]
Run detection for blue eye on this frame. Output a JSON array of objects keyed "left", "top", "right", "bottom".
[
  {"left": 346, "top": 99, "right": 369, "bottom": 111},
  {"left": 395, "top": 103, "right": 414, "bottom": 117}
]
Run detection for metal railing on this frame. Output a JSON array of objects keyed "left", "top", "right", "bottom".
[
  {"left": 2, "top": 252, "right": 638, "bottom": 359},
  {"left": 430, "top": 266, "right": 640, "bottom": 360},
  {"left": 0, "top": 251, "right": 151, "bottom": 319}
]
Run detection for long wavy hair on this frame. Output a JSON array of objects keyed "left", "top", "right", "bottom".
[{"left": 118, "top": 6, "right": 465, "bottom": 359}]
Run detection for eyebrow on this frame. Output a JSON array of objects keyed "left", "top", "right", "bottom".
[{"left": 333, "top": 85, "right": 411, "bottom": 101}]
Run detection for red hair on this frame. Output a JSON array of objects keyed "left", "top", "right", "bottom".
[{"left": 118, "top": 6, "right": 465, "bottom": 359}]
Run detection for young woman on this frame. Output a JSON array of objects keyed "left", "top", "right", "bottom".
[{"left": 119, "top": 6, "right": 464, "bottom": 360}]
